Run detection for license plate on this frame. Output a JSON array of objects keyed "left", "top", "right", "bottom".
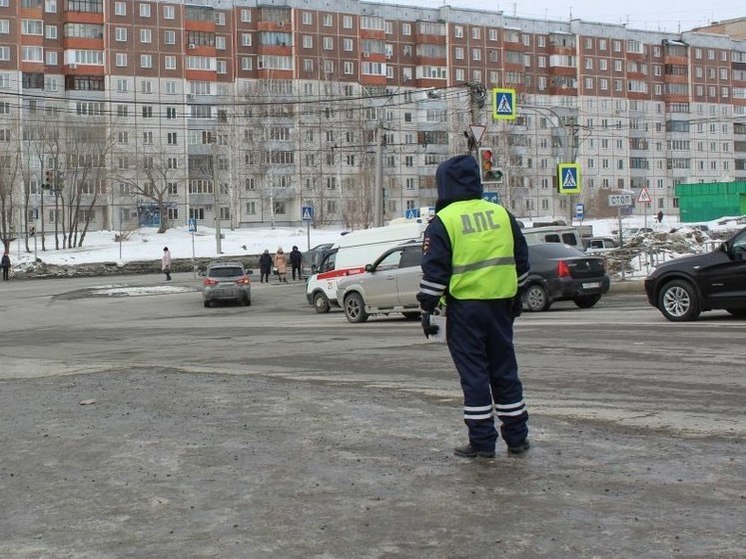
[{"left": 582, "top": 282, "right": 601, "bottom": 289}]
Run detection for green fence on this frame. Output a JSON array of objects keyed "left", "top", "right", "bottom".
[{"left": 675, "top": 182, "right": 746, "bottom": 222}]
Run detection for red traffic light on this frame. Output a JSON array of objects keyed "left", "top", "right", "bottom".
[{"left": 481, "top": 149, "right": 493, "bottom": 161}]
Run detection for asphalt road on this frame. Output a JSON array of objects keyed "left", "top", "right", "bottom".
[{"left": 0, "top": 274, "right": 744, "bottom": 558}]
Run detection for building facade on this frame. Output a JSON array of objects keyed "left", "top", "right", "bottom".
[{"left": 1, "top": 0, "right": 746, "bottom": 239}]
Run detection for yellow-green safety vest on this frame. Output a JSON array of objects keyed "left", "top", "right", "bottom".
[{"left": 437, "top": 199, "right": 518, "bottom": 300}]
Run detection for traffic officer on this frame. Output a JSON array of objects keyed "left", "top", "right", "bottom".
[{"left": 417, "top": 154, "right": 530, "bottom": 458}]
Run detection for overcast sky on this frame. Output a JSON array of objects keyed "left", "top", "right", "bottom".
[{"left": 380, "top": 0, "right": 744, "bottom": 33}]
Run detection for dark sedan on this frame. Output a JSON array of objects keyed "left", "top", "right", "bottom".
[
  {"left": 522, "top": 243, "right": 610, "bottom": 312},
  {"left": 644, "top": 227, "right": 746, "bottom": 321}
]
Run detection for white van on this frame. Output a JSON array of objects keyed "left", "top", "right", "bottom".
[
  {"left": 522, "top": 226, "right": 584, "bottom": 249},
  {"left": 306, "top": 221, "right": 427, "bottom": 313}
]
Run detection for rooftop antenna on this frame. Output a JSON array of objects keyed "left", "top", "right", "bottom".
[
  {"left": 513, "top": 3, "right": 516, "bottom": 17},
  {"left": 569, "top": 7, "right": 573, "bottom": 20}
]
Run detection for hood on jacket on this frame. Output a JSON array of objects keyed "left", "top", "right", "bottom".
[{"left": 435, "top": 155, "right": 483, "bottom": 212}]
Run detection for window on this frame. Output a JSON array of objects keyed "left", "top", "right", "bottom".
[
  {"left": 167, "top": 132, "right": 177, "bottom": 144},
  {"left": 115, "top": 53, "right": 127, "bottom": 67},
  {"left": 343, "top": 15, "right": 352, "bottom": 29},
  {"left": 139, "top": 2, "right": 150, "bottom": 17},
  {"left": 22, "top": 46, "right": 43, "bottom": 62},
  {"left": 22, "top": 20, "right": 44, "bottom": 35},
  {"left": 45, "top": 0, "right": 56, "bottom": 12},
  {"left": 164, "top": 56, "right": 176, "bottom": 70},
  {"left": 114, "top": 1, "right": 126, "bottom": 15},
  {"left": 241, "top": 9, "right": 251, "bottom": 22},
  {"left": 45, "top": 25, "right": 57, "bottom": 39},
  {"left": 45, "top": 51, "right": 57, "bottom": 65},
  {"left": 163, "top": 5, "right": 174, "bottom": 19},
  {"left": 215, "top": 36, "right": 225, "bottom": 50},
  {"left": 140, "top": 28, "right": 151, "bottom": 43},
  {"left": 115, "top": 27, "right": 127, "bottom": 41},
  {"left": 140, "top": 55, "right": 152, "bottom": 68},
  {"left": 164, "top": 30, "right": 175, "bottom": 44},
  {"left": 116, "top": 78, "right": 128, "bottom": 92}
]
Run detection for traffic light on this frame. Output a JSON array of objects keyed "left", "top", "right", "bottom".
[
  {"left": 478, "top": 147, "right": 504, "bottom": 184},
  {"left": 43, "top": 170, "right": 53, "bottom": 190}
]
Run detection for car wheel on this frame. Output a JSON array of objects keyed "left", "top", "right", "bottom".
[
  {"left": 726, "top": 308, "right": 746, "bottom": 317},
  {"left": 658, "top": 279, "right": 700, "bottom": 321},
  {"left": 204, "top": 300, "right": 211, "bottom": 308},
  {"left": 313, "top": 292, "right": 330, "bottom": 314},
  {"left": 524, "top": 284, "right": 550, "bottom": 312},
  {"left": 401, "top": 311, "right": 421, "bottom": 320},
  {"left": 343, "top": 292, "right": 369, "bottom": 323},
  {"left": 243, "top": 296, "right": 251, "bottom": 307},
  {"left": 574, "top": 294, "right": 602, "bottom": 309}
]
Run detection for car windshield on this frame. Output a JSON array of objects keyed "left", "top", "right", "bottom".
[{"left": 209, "top": 267, "right": 244, "bottom": 278}]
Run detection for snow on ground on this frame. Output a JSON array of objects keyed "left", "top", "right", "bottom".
[{"left": 5, "top": 213, "right": 744, "bottom": 278}]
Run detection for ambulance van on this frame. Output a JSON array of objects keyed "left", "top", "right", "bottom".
[{"left": 305, "top": 220, "right": 428, "bottom": 313}]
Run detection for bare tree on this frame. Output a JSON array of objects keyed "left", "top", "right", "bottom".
[
  {"left": 63, "top": 117, "right": 116, "bottom": 246},
  {"left": 0, "top": 137, "right": 22, "bottom": 253}
]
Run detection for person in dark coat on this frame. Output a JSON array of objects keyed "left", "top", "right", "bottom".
[
  {"left": 1, "top": 251, "right": 10, "bottom": 281},
  {"left": 289, "top": 245, "right": 303, "bottom": 281},
  {"left": 259, "top": 249, "right": 272, "bottom": 283},
  {"left": 417, "top": 154, "right": 530, "bottom": 459}
]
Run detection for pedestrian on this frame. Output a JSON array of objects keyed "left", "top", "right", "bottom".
[
  {"left": 290, "top": 245, "right": 303, "bottom": 281},
  {"left": 259, "top": 249, "right": 272, "bottom": 283},
  {"left": 657, "top": 210, "right": 664, "bottom": 224},
  {"left": 161, "top": 247, "right": 172, "bottom": 281},
  {"left": 274, "top": 247, "right": 288, "bottom": 283},
  {"left": 417, "top": 154, "right": 530, "bottom": 459},
  {"left": 1, "top": 251, "right": 10, "bottom": 281}
]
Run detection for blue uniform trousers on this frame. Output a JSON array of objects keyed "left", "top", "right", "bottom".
[{"left": 446, "top": 298, "right": 528, "bottom": 451}]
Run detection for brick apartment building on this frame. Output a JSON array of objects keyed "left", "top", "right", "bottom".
[{"left": 1, "top": 0, "right": 745, "bottom": 236}]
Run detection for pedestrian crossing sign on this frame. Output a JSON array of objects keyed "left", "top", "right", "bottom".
[
  {"left": 492, "top": 88, "right": 516, "bottom": 121},
  {"left": 557, "top": 163, "right": 581, "bottom": 194}
]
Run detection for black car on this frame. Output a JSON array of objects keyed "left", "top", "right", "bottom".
[
  {"left": 522, "top": 243, "right": 610, "bottom": 312},
  {"left": 644, "top": 227, "right": 746, "bottom": 321}
]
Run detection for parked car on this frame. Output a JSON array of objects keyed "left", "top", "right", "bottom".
[
  {"left": 201, "top": 261, "right": 252, "bottom": 307},
  {"left": 522, "top": 243, "right": 610, "bottom": 312},
  {"left": 582, "top": 236, "right": 618, "bottom": 252},
  {"left": 335, "top": 241, "right": 423, "bottom": 323},
  {"left": 301, "top": 243, "right": 334, "bottom": 278},
  {"left": 644, "top": 227, "right": 746, "bottom": 321}
]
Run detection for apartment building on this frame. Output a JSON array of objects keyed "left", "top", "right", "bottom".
[{"left": 1, "top": 0, "right": 745, "bottom": 238}]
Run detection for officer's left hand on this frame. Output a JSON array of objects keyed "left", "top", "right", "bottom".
[{"left": 421, "top": 312, "right": 439, "bottom": 338}]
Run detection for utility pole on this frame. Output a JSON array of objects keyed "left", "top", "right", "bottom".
[
  {"left": 373, "top": 120, "right": 384, "bottom": 227},
  {"left": 211, "top": 137, "right": 222, "bottom": 254}
]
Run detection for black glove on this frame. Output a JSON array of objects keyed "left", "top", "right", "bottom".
[
  {"left": 509, "top": 294, "right": 523, "bottom": 319},
  {"left": 421, "top": 312, "right": 440, "bottom": 338}
]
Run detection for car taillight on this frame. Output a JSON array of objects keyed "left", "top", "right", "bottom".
[
  {"left": 235, "top": 276, "right": 250, "bottom": 285},
  {"left": 203, "top": 278, "right": 218, "bottom": 286},
  {"left": 557, "top": 260, "right": 571, "bottom": 278}
]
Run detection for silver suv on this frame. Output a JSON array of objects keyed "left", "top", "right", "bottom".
[
  {"left": 201, "top": 261, "right": 252, "bottom": 308},
  {"left": 335, "top": 242, "right": 422, "bottom": 323}
]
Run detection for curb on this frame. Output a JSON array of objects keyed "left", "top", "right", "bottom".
[{"left": 610, "top": 279, "right": 645, "bottom": 294}]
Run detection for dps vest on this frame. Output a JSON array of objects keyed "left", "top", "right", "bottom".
[{"left": 437, "top": 199, "right": 518, "bottom": 300}]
